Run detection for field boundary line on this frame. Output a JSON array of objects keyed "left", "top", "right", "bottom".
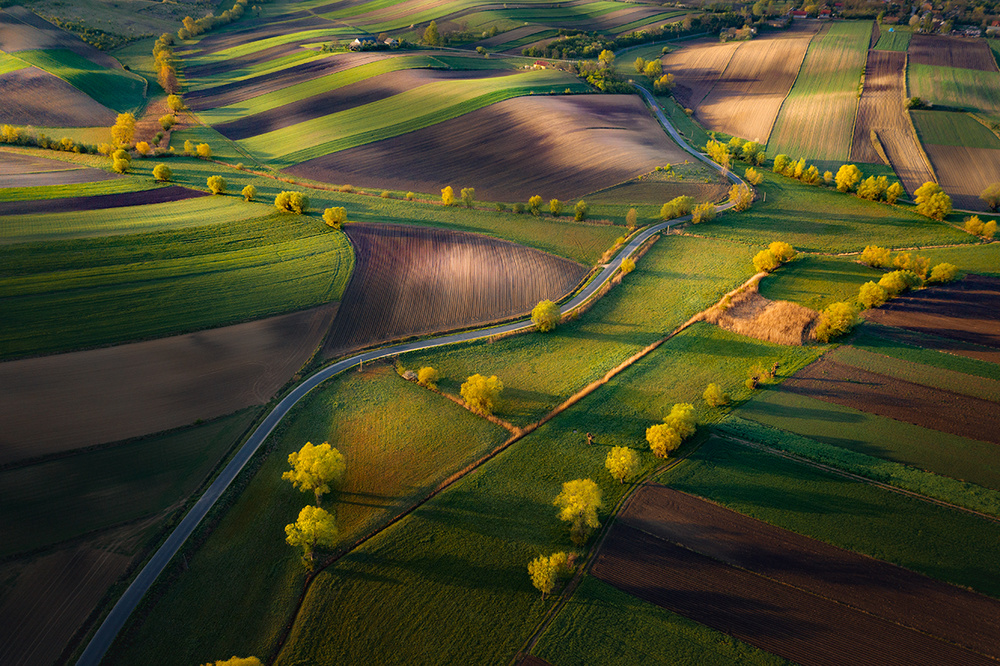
[
  {"left": 766, "top": 23, "right": 823, "bottom": 150},
  {"left": 901, "top": 53, "right": 939, "bottom": 184},
  {"left": 848, "top": 45, "right": 872, "bottom": 160}
]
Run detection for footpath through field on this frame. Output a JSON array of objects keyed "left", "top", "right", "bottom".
[{"left": 76, "top": 86, "right": 746, "bottom": 666}]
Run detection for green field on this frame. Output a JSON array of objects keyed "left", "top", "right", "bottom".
[
  {"left": 768, "top": 21, "right": 872, "bottom": 161},
  {"left": 910, "top": 109, "right": 1000, "bottom": 148},
  {"left": 737, "top": 387, "right": 1000, "bottom": 490},
  {"left": 758, "top": 254, "right": 884, "bottom": 311},
  {"left": 184, "top": 50, "right": 332, "bottom": 92},
  {"left": 872, "top": 28, "right": 910, "bottom": 51},
  {"left": 850, "top": 322, "right": 1000, "bottom": 382},
  {"left": 907, "top": 63, "right": 1000, "bottom": 115},
  {"left": 533, "top": 575, "right": 791, "bottom": 666},
  {"left": 916, "top": 242, "right": 1000, "bottom": 276},
  {"left": 0, "top": 213, "right": 353, "bottom": 358},
  {"left": 0, "top": 177, "right": 150, "bottom": 203},
  {"left": 0, "top": 409, "right": 257, "bottom": 558},
  {"left": 0, "top": 52, "right": 29, "bottom": 75},
  {"left": 196, "top": 27, "right": 353, "bottom": 62},
  {"left": 611, "top": 10, "right": 689, "bottom": 34},
  {"left": 664, "top": 435, "right": 1000, "bottom": 598},
  {"left": 12, "top": 49, "right": 146, "bottom": 113}
]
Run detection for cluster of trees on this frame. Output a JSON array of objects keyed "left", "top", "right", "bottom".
[
  {"left": 753, "top": 241, "right": 795, "bottom": 273},
  {"left": 207, "top": 175, "right": 226, "bottom": 194},
  {"left": 0, "top": 124, "right": 97, "bottom": 154},
  {"left": 646, "top": 403, "right": 697, "bottom": 458},
  {"left": 912, "top": 182, "right": 952, "bottom": 221},
  {"left": 460, "top": 374, "right": 504, "bottom": 416},
  {"left": 323, "top": 207, "right": 347, "bottom": 229},
  {"left": 528, "top": 551, "right": 575, "bottom": 599},
  {"left": 38, "top": 15, "right": 130, "bottom": 51},
  {"left": 153, "top": 33, "right": 178, "bottom": 94},
  {"left": 275, "top": 191, "right": 309, "bottom": 214},
  {"left": 554, "top": 478, "right": 603, "bottom": 545},
  {"left": 177, "top": 0, "right": 252, "bottom": 40},
  {"left": 440, "top": 186, "right": 477, "bottom": 208},
  {"left": 707, "top": 136, "right": 766, "bottom": 170},
  {"left": 572, "top": 54, "right": 631, "bottom": 93},
  {"left": 282, "top": 441, "right": 346, "bottom": 566},
  {"left": 965, "top": 215, "right": 997, "bottom": 239}
]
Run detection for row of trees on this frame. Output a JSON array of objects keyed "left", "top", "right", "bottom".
[
  {"left": 152, "top": 33, "right": 178, "bottom": 94},
  {"left": 282, "top": 441, "right": 346, "bottom": 566},
  {"left": 0, "top": 124, "right": 99, "bottom": 154},
  {"left": 177, "top": 0, "right": 252, "bottom": 40}
]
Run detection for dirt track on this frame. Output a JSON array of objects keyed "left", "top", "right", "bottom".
[
  {"left": 0, "top": 185, "right": 204, "bottom": 217},
  {"left": 923, "top": 143, "right": 1000, "bottom": 211},
  {"left": 322, "top": 223, "right": 586, "bottom": 356},
  {"left": 850, "top": 50, "right": 934, "bottom": 195},
  {"left": 0, "top": 304, "right": 337, "bottom": 465},
  {"left": 909, "top": 34, "right": 998, "bottom": 71},
  {"left": 0, "top": 66, "right": 116, "bottom": 127},
  {"left": 593, "top": 485, "right": 1000, "bottom": 666},
  {"left": 661, "top": 37, "right": 740, "bottom": 110},
  {"left": 287, "top": 94, "right": 691, "bottom": 201}
]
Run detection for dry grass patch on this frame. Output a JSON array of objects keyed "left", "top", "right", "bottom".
[{"left": 698, "top": 273, "right": 818, "bottom": 345}]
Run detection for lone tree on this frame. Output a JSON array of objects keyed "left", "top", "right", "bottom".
[
  {"left": 285, "top": 505, "right": 338, "bottom": 566},
  {"left": 196, "top": 143, "right": 212, "bottom": 158},
  {"left": 152, "top": 163, "right": 172, "bottom": 182},
  {"left": 605, "top": 447, "right": 640, "bottom": 484},
  {"left": 625, "top": 207, "right": 638, "bottom": 230},
  {"left": 242, "top": 184, "right": 257, "bottom": 202},
  {"left": 111, "top": 112, "right": 136, "bottom": 146},
  {"left": 574, "top": 200, "right": 588, "bottom": 221},
  {"left": 646, "top": 423, "right": 680, "bottom": 458},
  {"left": 532, "top": 299, "right": 560, "bottom": 332},
  {"left": 529, "top": 195, "right": 543, "bottom": 215},
  {"left": 914, "top": 181, "right": 952, "bottom": 220},
  {"left": 549, "top": 198, "right": 563, "bottom": 216},
  {"left": 980, "top": 183, "right": 1000, "bottom": 212},
  {"left": 460, "top": 374, "right": 503, "bottom": 415},
  {"left": 553, "top": 479, "right": 602, "bottom": 545},
  {"left": 441, "top": 185, "right": 455, "bottom": 206},
  {"left": 460, "top": 187, "right": 475, "bottom": 208},
  {"left": 282, "top": 441, "right": 346, "bottom": 506},
  {"left": 323, "top": 207, "right": 347, "bottom": 229},
  {"left": 423, "top": 20, "right": 441, "bottom": 46},
  {"left": 207, "top": 175, "right": 226, "bottom": 194},
  {"left": 167, "top": 93, "right": 185, "bottom": 112},
  {"left": 111, "top": 148, "right": 131, "bottom": 174},
  {"left": 527, "top": 552, "right": 572, "bottom": 599},
  {"left": 703, "top": 383, "right": 728, "bottom": 407}
]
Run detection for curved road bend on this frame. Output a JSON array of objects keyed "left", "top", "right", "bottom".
[{"left": 77, "top": 89, "right": 744, "bottom": 666}]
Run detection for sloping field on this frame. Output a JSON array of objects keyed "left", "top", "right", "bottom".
[
  {"left": 185, "top": 14, "right": 335, "bottom": 56},
  {"left": 911, "top": 110, "right": 1000, "bottom": 147},
  {"left": 0, "top": 6, "right": 121, "bottom": 70},
  {"left": 287, "top": 94, "right": 692, "bottom": 201},
  {"left": 0, "top": 152, "right": 118, "bottom": 188},
  {"left": 850, "top": 50, "right": 934, "bottom": 194},
  {"left": 873, "top": 28, "right": 910, "bottom": 51},
  {"left": 768, "top": 21, "right": 871, "bottom": 162},
  {"left": 13, "top": 48, "right": 146, "bottom": 113},
  {"left": 0, "top": 66, "right": 116, "bottom": 126},
  {"left": 0, "top": 304, "right": 336, "bottom": 465},
  {"left": 924, "top": 143, "right": 1000, "bottom": 211},
  {"left": 909, "top": 33, "right": 998, "bottom": 71},
  {"left": 0, "top": 185, "right": 204, "bottom": 218},
  {"left": 907, "top": 62, "right": 1000, "bottom": 114},
  {"left": 322, "top": 222, "right": 586, "bottom": 356},
  {"left": 694, "top": 24, "right": 818, "bottom": 142},
  {"left": 661, "top": 37, "right": 740, "bottom": 111},
  {"left": 594, "top": 485, "right": 1000, "bottom": 665}
]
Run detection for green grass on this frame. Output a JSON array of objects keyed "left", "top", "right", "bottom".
[
  {"left": 850, "top": 322, "right": 1000, "bottom": 382},
  {"left": 185, "top": 50, "right": 332, "bottom": 92},
  {"left": 533, "top": 576, "right": 791, "bottom": 666},
  {"left": 917, "top": 243, "right": 1000, "bottom": 276},
  {"left": 494, "top": 29, "right": 560, "bottom": 51},
  {"left": 907, "top": 63, "right": 1000, "bottom": 115},
  {"left": 611, "top": 10, "right": 689, "bottom": 34},
  {"left": 0, "top": 214, "right": 353, "bottom": 358},
  {"left": 693, "top": 168, "right": 973, "bottom": 253},
  {"left": 768, "top": 21, "right": 871, "bottom": 162},
  {"left": 403, "top": 236, "right": 757, "bottom": 426},
  {"left": 0, "top": 177, "right": 151, "bottom": 203},
  {"left": 0, "top": 52, "right": 28, "bottom": 75},
  {"left": 910, "top": 110, "right": 1000, "bottom": 148},
  {"left": 105, "top": 364, "right": 511, "bottom": 666},
  {"left": 736, "top": 387, "right": 1000, "bottom": 490},
  {"left": 0, "top": 409, "right": 258, "bottom": 559},
  {"left": 872, "top": 28, "right": 910, "bottom": 51},
  {"left": 663, "top": 435, "right": 1000, "bottom": 598},
  {"left": 240, "top": 70, "right": 589, "bottom": 165},
  {"left": 758, "top": 254, "right": 884, "bottom": 311},
  {"left": 197, "top": 27, "right": 353, "bottom": 61},
  {"left": 12, "top": 49, "right": 146, "bottom": 113},
  {"left": 827, "top": 344, "right": 1000, "bottom": 401}
]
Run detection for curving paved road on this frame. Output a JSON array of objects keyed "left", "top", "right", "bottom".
[{"left": 76, "top": 89, "right": 743, "bottom": 666}]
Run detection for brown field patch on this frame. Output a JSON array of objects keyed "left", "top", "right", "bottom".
[
  {"left": 693, "top": 24, "right": 818, "bottom": 142},
  {"left": 862, "top": 274, "right": 1000, "bottom": 360},
  {"left": 0, "top": 65, "right": 115, "bottom": 127},
  {"left": 184, "top": 40, "right": 322, "bottom": 79},
  {"left": 0, "top": 304, "right": 336, "bottom": 466},
  {"left": 0, "top": 6, "right": 121, "bottom": 70},
  {"left": 472, "top": 25, "right": 549, "bottom": 48},
  {"left": 923, "top": 143, "right": 1000, "bottom": 211},
  {"left": 586, "top": 178, "right": 730, "bottom": 205},
  {"left": 698, "top": 275, "right": 818, "bottom": 345},
  {"left": 909, "top": 34, "right": 998, "bottom": 72},
  {"left": 286, "top": 94, "right": 691, "bottom": 201},
  {"left": 593, "top": 484, "right": 1000, "bottom": 665},
  {"left": 661, "top": 37, "right": 740, "bottom": 110},
  {"left": 0, "top": 184, "right": 203, "bottom": 217},
  {"left": 322, "top": 223, "right": 586, "bottom": 357},
  {"left": 213, "top": 68, "right": 514, "bottom": 141},
  {"left": 188, "top": 15, "right": 334, "bottom": 56},
  {"left": 0, "top": 152, "right": 118, "bottom": 187},
  {"left": 782, "top": 356, "right": 1000, "bottom": 443},
  {"left": 850, "top": 50, "right": 934, "bottom": 194}
]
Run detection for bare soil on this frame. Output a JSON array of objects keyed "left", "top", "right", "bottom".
[
  {"left": 782, "top": 357, "right": 1000, "bottom": 443},
  {"left": 213, "top": 68, "right": 515, "bottom": 140},
  {"left": 593, "top": 484, "right": 1000, "bottom": 665},
  {"left": 923, "top": 143, "right": 1000, "bottom": 211},
  {"left": 472, "top": 25, "right": 549, "bottom": 48},
  {"left": 850, "top": 50, "right": 934, "bottom": 194},
  {"left": 693, "top": 24, "right": 818, "bottom": 142},
  {"left": 0, "top": 304, "right": 337, "bottom": 465},
  {"left": 909, "top": 34, "right": 999, "bottom": 72},
  {"left": 0, "top": 66, "right": 116, "bottom": 127},
  {"left": 862, "top": 274, "right": 1000, "bottom": 360},
  {"left": 187, "top": 15, "right": 334, "bottom": 56},
  {"left": 0, "top": 6, "right": 122, "bottom": 70},
  {"left": 0, "top": 152, "right": 118, "bottom": 187},
  {"left": 184, "top": 40, "right": 323, "bottom": 79},
  {"left": 0, "top": 184, "right": 204, "bottom": 217},
  {"left": 321, "top": 223, "right": 586, "bottom": 357},
  {"left": 286, "top": 94, "right": 692, "bottom": 201},
  {"left": 661, "top": 37, "right": 740, "bottom": 110}
]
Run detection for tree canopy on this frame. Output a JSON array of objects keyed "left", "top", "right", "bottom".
[
  {"left": 532, "top": 299, "right": 560, "bottom": 332},
  {"left": 285, "top": 505, "right": 338, "bottom": 564},
  {"left": 282, "top": 441, "right": 346, "bottom": 505},
  {"left": 553, "top": 478, "right": 602, "bottom": 544},
  {"left": 605, "top": 447, "right": 640, "bottom": 484},
  {"left": 460, "top": 374, "right": 503, "bottom": 415}
]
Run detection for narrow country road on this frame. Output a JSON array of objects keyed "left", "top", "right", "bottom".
[{"left": 76, "top": 88, "right": 743, "bottom": 666}]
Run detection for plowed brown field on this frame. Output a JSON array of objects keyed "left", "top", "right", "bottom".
[
  {"left": 850, "top": 50, "right": 934, "bottom": 194},
  {"left": 923, "top": 143, "right": 1000, "bottom": 211},
  {"left": 0, "top": 152, "right": 118, "bottom": 187},
  {"left": 322, "top": 223, "right": 586, "bottom": 356},
  {"left": 0, "top": 6, "right": 120, "bottom": 70},
  {"left": 660, "top": 37, "right": 740, "bottom": 110},
  {"left": 692, "top": 24, "right": 818, "bottom": 142},
  {"left": 782, "top": 357, "right": 1000, "bottom": 443},
  {"left": 287, "top": 94, "right": 691, "bottom": 201},
  {"left": 187, "top": 15, "right": 333, "bottom": 56},
  {"left": 0, "top": 66, "right": 115, "bottom": 127},
  {"left": 593, "top": 484, "right": 1000, "bottom": 666},
  {"left": 0, "top": 303, "right": 337, "bottom": 465},
  {"left": 0, "top": 184, "right": 203, "bottom": 216},
  {"left": 909, "top": 34, "right": 998, "bottom": 71},
  {"left": 863, "top": 274, "right": 1000, "bottom": 362}
]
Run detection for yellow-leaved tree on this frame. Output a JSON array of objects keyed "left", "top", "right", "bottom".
[
  {"left": 285, "top": 505, "right": 338, "bottom": 566},
  {"left": 531, "top": 299, "right": 560, "bottom": 332},
  {"left": 199, "top": 657, "right": 262, "bottom": 666},
  {"left": 460, "top": 374, "right": 503, "bottom": 415},
  {"left": 282, "top": 441, "right": 346, "bottom": 506},
  {"left": 605, "top": 447, "right": 640, "bottom": 484},
  {"left": 111, "top": 112, "right": 135, "bottom": 146},
  {"left": 553, "top": 478, "right": 602, "bottom": 545}
]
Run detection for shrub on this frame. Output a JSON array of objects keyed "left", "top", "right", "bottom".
[
  {"left": 461, "top": 187, "right": 475, "bottom": 208},
  {"left": 985, "top": 220, "right": 998, "bottom": 240},
  {"left": 878, "top": 269, "right": 922, "bottom": 296},
  {"left": 340, "top": 184, "right": 354, "bottom": 193},
  {"left": 574, "top": 200, "right": 588, "bottom": 222},
  {"left": 528, "top": 195, "right": 543, "bottom": 215},
  {"left": 800, "top": 165, "right": 821, "bottom": 185},
  {"left": 167, "top": 94, "right": 185, "bottom": 112},
  {"left": 241, "top": 184, "right": 256, "bottom": 201},
  {"left": 152, "top": 163, "right": 172, "bottom": 181},
  {"left": 417, "top": 366, "right": 439, "bottom": 389},
  {"left": 405, "top": 191, "right": 415, "bottom": 200},
  {"left": 159, "top": 114, "right": 176, "bottom": 131},
  {"left": 183, "top": 139, "right": 195, "bottom": 155},
  {"left": 663, "top": 403, "right": 696, "bottom": 439},
  {"left": 885, "top": 182, "right": 904, "bottom": 204},
  {"left": 703, "top": 383, "right": 728, "bottom": 407},
  {"left": 753, "top": 249, "right": 781, "bottom": 273},
  {"left": 857, "top": 281, "right": 888, "bottom": 309},
  {"left": 275, "top": 191, "right": 309, "bottom": 214},
  {"left": 913, "top": 181, "right": 952, "bottom": 220},
  {"left": 460, "top": 374, "right": 503, "bottom": 415},
  {"left": 207, "top": 175, "right": 226, "bottom": 194},
  {"left": 705, "top": 139, "right": 730, "bottom": 168},
  {"left": 691, "top": 202, "right": 715, "bottom": 224},
  {"left": 823, "top": 170, "right": 834, "bottom": 186},
  {"left": 196, "top": 143, "right": 212, "bottom": 158},
  {"left": 646, "top": 424, "right": 681, "bottom": 458},
  {"left": 496, "top": 202, "right": 507, "bottom": 212},
  {"left": 660, "top": 195, "right": 693, "bottom": 220},
  {"left": 381, "top": 190, "right": 391, "bottom": 199},
  {"left": 549, "top": 198, "right": 563, "bottom": 216},
  {"left": 531, "top": 299, "right": 560, "bottom": 332},
  {"left": 966, "top": 215, "right": 986, "bottom": 236},
  {"left": 729, "top": 183, "right": 753, "bottom": 211},
  {"left": 513, "top": 202, "right": 525, "bottom": 214},
  {"left": 768, "top": 241, "right": 795, "bottom": 263},
  {"left": 814, "top": 302, "right": 858, "bottom": 342},
  {"left": 835, "top": 164, "right": 862, "bottom": 192},
  {"left": 893, "top": 252, "right": 930, "bottom": 279},
  {"left": 621, "top": 257, "right": 635, "bottom": 274},
  {"left": 323, "top": 207, "right": 347, "bottom": 229},
  {"left": 744, "top": 167, "right": 763, "bottom": 185},
  {"left": 859, "top": 245, "right": 891, "bottom": 268},
  {"left": 625, "top": 207, "right": 637, "bottom": 230},
  {"left": 772, "top": 154, "right": 791, "bottom": 174},
  {"left": 927, "top": 263, "right": 958, "bottom": 283},
  {"left": 135, "top": 141, "right": 152, "bottom": 156},
  {"left": 441, "top": 185, "right": 455, "bottom": 205}
]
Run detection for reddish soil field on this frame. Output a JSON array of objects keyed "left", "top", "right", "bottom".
[
  {"left": 286, "top": 94, "right": 692, "bottom": 201},
  {"left": 322, "top": 223, "right": 586, "bottom": 356},
  {"left": 0, "top": 152, "right": 119, "bottom": 188},
  {"left": 593, "top": 484, "right": 1000, "bottom": 666},
  {"left": 782, "top": 357, "right": 1000, "bottom": 443},
  {"left": 0, "top": 66, "right": 115, "bottom": 127},
  {"left": 213, "top": 68, "right": 514, "bottom": 140},
  {"left": 850, "top": 50, "right": 934, "bottom": 194},
  {"left": 0, "top": 184, "right": 204, "bottom": 217},
  {"left": 185, "top": 51, "right": 394, "bottom": 111},
  {"left": 923, "top": 143, "right": 1000, "bottom": 211},
  {"left": 863, "top": 274, "right": 1000, "bottom": 360},
  {"left": 909, "top": 34, "right": 998, "bottom": 72},
  {"left": 694, "top": 24, "right": 818, "bottom": 142},
  {"left": 0, "top": 6, "right": 121, "bottom": 70},
  {"left": 661, "top": 37, "right": 740, "bottom": 110},
  {"left": 0, "top": 304, "right": 337, "bottom": 465}
]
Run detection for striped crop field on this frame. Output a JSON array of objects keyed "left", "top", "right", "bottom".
[
  {"left": 239, "top": 69, "right": 588, "bottom": 166},
  {"left": 911, "top": 110, "right": 1000, "bottom": 148},
  {"left": 194, "top": 27, "right": 355, "bottom": 62},
  {"left": 184, "top": 50, "right": 333, "bottom": 92},
  {"left": 12, "top": 48, "right": 146, "bottom": 113},
  {"left": 0, "top": 51, "right": 28, "bottom": 75},
  {"left": 873, "top": 29, "right": 911, "bottom": 51},
  {"left": 907, "top": 63, "right": 1000, "bottom": 115},
  {"left": 768, "top": 21, "right": 872, "bottom": 161}
]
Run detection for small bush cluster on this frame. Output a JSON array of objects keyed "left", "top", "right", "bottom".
[
  {"left": 660, "top": 195, "right": 694, "bottom": 220},
  {"left": 752, "top": 241, "right": 795, "bottom": 273},
  {"left": 646, "top": 403, "right": 696, "bottom": 458},
  {"left": 177, "top": 0, "right": 250, "bottom": 40},
  {"left": 323, "top": 207, "right": 347, "bottom": 229},
  {"left": 275, "top": 191, "right": 309, "bottom": 214},
  {"left": 965, "top": 215, "right": 997, "bottom": 240},
  {"left": 1, "top": 124, "right": 97, "bottom": 154}
]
